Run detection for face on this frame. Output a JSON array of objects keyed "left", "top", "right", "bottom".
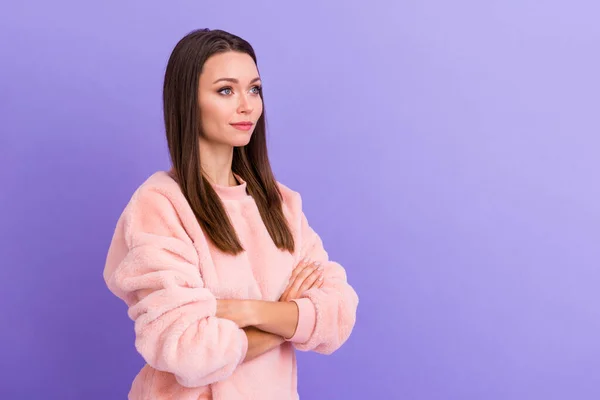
[{"left": 197, "top": 51, "right": 263, "bottom": 148}]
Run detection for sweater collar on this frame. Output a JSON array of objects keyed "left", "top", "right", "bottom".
[
  {"left": 211, "top": 173, "right": 250, "bottom": 201},
  {"left": 166, "top": 169, "right": 250, "bottom": 201}
]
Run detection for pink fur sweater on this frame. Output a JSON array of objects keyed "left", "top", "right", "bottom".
[{"left": 103, "top": 171, "right": 359, "bottom": 399}]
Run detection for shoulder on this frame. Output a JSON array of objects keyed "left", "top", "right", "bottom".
[
  {"left": 109, "top": 170, "right": 205, "bottom": 250},
  {"left": 120, "top": 170, "right": 191, "bottom": 228},
  {"left": 276, "top": 180, "right": 302, "bottom": 204},
  {"left": 123, "top": 171, "right": 180, "bottom": 209},
  {"left": 275, "top": 180, "right": 306, "bottom": 220}
]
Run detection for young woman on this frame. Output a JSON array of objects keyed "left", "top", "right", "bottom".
[{"left": 103, "top": 28, "right": 359, "bottom": 400}]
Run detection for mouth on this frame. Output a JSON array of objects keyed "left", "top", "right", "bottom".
[{"left": 230, "top": 122, "right": 254, "bottom": 131}]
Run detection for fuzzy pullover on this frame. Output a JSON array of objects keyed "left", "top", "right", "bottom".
[{"left": 103, "top": 171, "right": 359, "bottom": 399}]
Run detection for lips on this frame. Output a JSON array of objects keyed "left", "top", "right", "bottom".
[{"left": 230, "top": 121, "right": 254, "bottom": 131}]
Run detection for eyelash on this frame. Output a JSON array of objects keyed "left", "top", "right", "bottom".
[{"left": 218, "top": 85, "right": 262, "bottom": 96}]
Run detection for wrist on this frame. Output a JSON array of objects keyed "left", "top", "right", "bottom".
[
  {"left": 247, "top": 300, "right": 268, "bottom": 326},
  {"left": 253, "top": 300, "right": 299, "bottom": 339}
]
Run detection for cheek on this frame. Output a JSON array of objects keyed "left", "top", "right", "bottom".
[
  {"left": 254, "top": 98, "right": 264, "bottom": 116},
  {"left": 200, "top": 98, "right": 233, "bottom": 135}
]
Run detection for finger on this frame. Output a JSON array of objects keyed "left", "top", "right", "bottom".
[
  {"left": 286, "top": 259, "right": 313, "bottom": 289},
  {"left": 294, "top": 261, "right": 320, "bottom": 284},
  {"left": 279, "top": 286, "right": 290, "bottom": 301},
  {"left": 283, "top": 260, "right": 319, "bottom": 300},
  {"left": 295, "top": 257, "right": 310, "bottom": 270},
  {"left": 289, "top": 262, "right": 321, "bottom": 295},
  {"left": 286, "top": 262, "right": 306, "bottom": 289},
  {"left": 298, "top": 267, "right": 323, "bottom": 294},
  {"left": 313, "top": 274, "right": 325, "bottom": 289},
  {"left": 282, "top": 264, "right": 307, "bottom": 300},
  {"left": 290, "top": 258, "right": 311, "bottom": 279}
]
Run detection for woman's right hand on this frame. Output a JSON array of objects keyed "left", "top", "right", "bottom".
[{"left": 279, "top": 258, "right": 324, "bottom": 302}]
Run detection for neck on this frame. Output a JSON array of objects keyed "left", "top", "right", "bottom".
[{"left": 198, "top": 138, "right": 238, "bottom": 187}]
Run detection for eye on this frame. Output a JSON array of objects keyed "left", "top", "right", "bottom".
[
  {"left": 218, "top": 87, "right": 233, "bottom": 95},
  {"left": 250, "top": 85, "right": 262, "bottom": 95}
]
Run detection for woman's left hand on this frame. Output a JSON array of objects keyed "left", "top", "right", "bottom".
[
  {"left": 279, "top": 259, "right": 324, "bottom": 302},
  {"left": 216, "top": 299, "right": 256, "bottom": 328}
]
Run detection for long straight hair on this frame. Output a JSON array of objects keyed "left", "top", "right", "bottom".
[{"left": 162, "top": 28, "right": 294, "bottom": 255}]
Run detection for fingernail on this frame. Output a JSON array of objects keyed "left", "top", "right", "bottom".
[
  {"left": 302, "top": 258, "right": 309, "bottom": 263},
  {"left": 318, "top": 276, "right": 324, "bottom": 281},
  {"left": 313, "top": 261, "right": 321, "bottom": 266}
]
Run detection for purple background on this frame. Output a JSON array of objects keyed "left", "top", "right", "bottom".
[{"left": 1, "top": 0, "right": 599, "bottom": 399}]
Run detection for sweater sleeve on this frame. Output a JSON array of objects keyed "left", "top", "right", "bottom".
[
  {"left": 103, "top": 187, "right": 248, "bottom": 388},
  {"left": 288, "top": 210, "right": 359, "bottom": 354}
]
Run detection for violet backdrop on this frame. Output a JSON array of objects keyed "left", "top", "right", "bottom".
[{"left": 1, "top": 0, "right": 599, "bottom": 399}]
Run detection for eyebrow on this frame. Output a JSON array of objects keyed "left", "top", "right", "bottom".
[{"left": 212, "top": 77, "right": 261, "bottom": 85}]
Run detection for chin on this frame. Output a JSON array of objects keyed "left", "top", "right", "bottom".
[{"left": 229, "top": 132, "right": 254, "bottom": 147}]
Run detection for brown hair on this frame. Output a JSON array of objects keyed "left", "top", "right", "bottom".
[{"left": 162, "top": 28, "right": 294, "bottom": 255}]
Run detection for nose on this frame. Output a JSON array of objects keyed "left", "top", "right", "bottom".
[{"left": 237, "top": 93, "right": 253, "bottom": 114}]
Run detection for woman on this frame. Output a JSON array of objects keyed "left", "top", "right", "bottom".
[{"left": 103, "top": 28, "right": 359, "bottom": 399}]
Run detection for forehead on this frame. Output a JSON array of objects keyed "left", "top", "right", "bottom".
[{"left": 200, "top": 51, "right": 259, "bottom": 82}]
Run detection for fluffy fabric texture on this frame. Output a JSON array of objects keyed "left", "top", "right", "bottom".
[{"left": 103, "top": 171, "right": 359, "bottom": 399}]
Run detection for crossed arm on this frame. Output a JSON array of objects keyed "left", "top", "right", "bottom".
[
  {"left": 218, "top": 258, "right": 324, "bottom": 362},
  {"left": 105, "top": 189, "right": 358, "bottom": 387}
]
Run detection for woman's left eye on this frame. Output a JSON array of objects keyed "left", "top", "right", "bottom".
[{"left": 218, "top": 86, "right": 261, "bottom": 96}]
